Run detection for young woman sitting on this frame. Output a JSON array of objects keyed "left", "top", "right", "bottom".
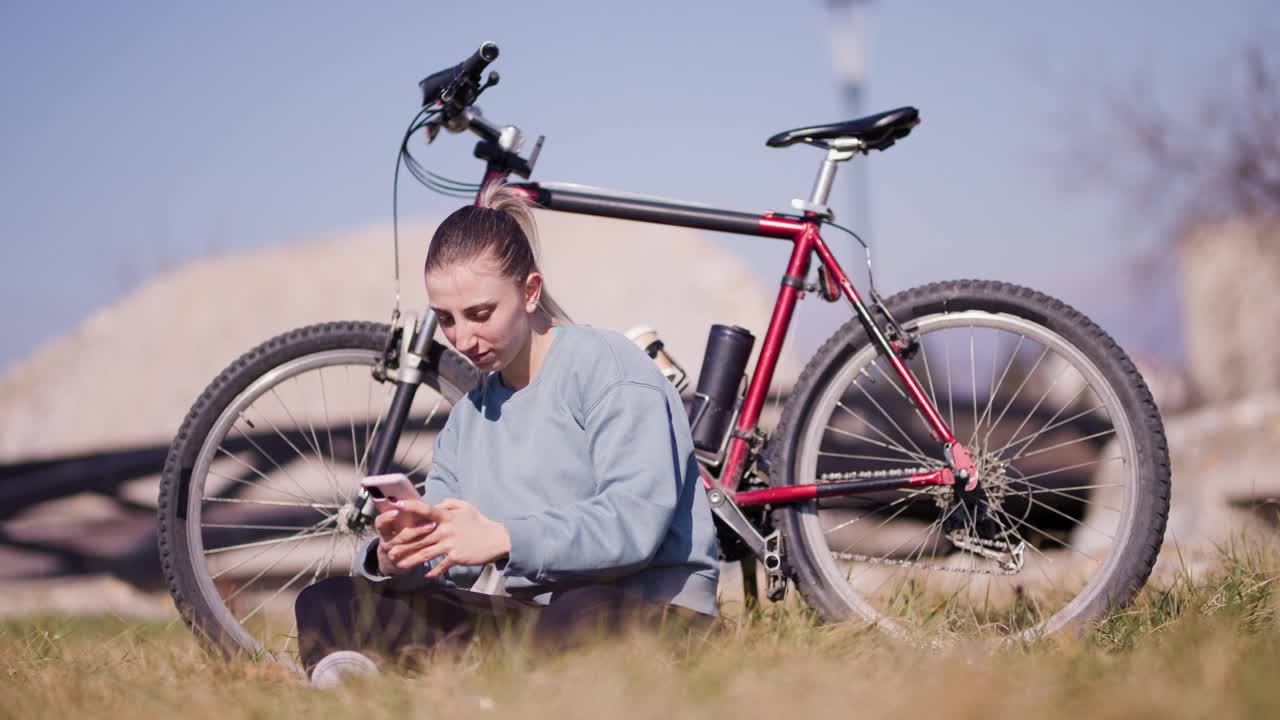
[{"left": 294, "top": 185, "right": 720, "bottom": 683}]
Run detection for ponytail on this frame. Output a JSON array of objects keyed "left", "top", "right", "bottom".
[{"left": 426, "top": 183, "right": 572, "bottom": 324}]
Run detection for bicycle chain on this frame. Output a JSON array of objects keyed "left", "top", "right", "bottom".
[{"left": 818, "top": 466, "right": 1026, "bottom": 576}]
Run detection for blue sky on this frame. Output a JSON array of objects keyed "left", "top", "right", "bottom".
[{"left": 1, "top": 1, "right": 1274, "bottom": 370}]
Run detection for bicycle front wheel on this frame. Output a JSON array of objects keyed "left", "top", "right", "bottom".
[
  {"left": 771, "top": 280, "right": 1170, "bottom": 640},
  {"left": 157, "top": 321, "right": 477, "bottom": 663}
]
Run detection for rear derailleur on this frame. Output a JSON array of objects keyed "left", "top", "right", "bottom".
[{"left": 942, "top": 484, "right": 1025, "bottom": 574}]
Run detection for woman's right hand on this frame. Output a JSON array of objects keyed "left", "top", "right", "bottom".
[{"left": 373, "top": 506, "right": 436, "bottom": 576}]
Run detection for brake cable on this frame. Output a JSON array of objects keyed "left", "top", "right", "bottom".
[
  {"left": 388, "top": 105, "right": 482, "bottom": 323},
  {"left": 821, "top": 220, "right": 918, "bottom": 356}
]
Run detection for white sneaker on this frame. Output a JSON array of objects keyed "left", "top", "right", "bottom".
[{"left": 310, "top": 650, "right": 380, "bottom": 689}]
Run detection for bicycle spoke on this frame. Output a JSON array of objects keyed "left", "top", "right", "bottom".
[
  {"left": 817, "top": 450, "right": 933, "bottom": 465},
  {"left": 228, "top": 420, "right": 316, "bottom": 502},
  {"left": 829, "top": 399, "right": 931, "bottom": 461},
  {"left": 870, "top": 360, "right": 937, "bottom": 445},
  {"left": 986, "top": 345, "right": 1049, "bottom": 440},
  {"left": 845, "top": 377, "right": 932, "bottom": 462},
  {"left": 1009, "top": 456, "right": 1125, "bottom": 485},
  {"left": 919, "top": 336, "right": 942, "bottom": 418},
  {"left": 1008, "top": 477, "right": 1125, "bottom": 514},
  {"left": 1008, "top": 482, "right": 1123, "bottom": 495},
  {"left": 278, "top": 381, "right": 340, "bottom": 499},
  {"left": 970, "top": 327, "right": 978, "bottom": 443},
  {"left": 220, "top": 524, "right": 323, "bottom": 605},
  {"left": 990, "top": 400, "right": 1106, "bottom": 458},
  {"left": 202, "top": 496, "right": 342, "bottom": 511},
  {"left": 318, "top": 368, "right": 340, "bottom": 481},
  {"left": 253, "top": 396, "right": 338, "bottom": 498},
  {"left": 203, "top": 522, "right": 332, "bottom": 532},
  {"left": 988, "top": 503, "right": 1105, "bottom": 564},
  {"left": 862, "top": 506, "right": 955, "bottom": 610},
  {"left": 312, "top": 529, "right": 342, "bottom": 586},
  {"left": 944, "top": 335, "right": 956, "bottom": 432},
  {"left": 208, "top": 516, "right": 339, "bottom": 582},
  {"left": 1009, "top": 427, "right": 1117, "bottom": 462},
  {"left": 981, "top": 500, "right": 1060, "bottom": 591},
  {"left": 1020, "top": 494, "right": 1116, "bottom": 543},
  {"left": 204, "top": 528, "right": 342, "bottom": 556},
  {"left": 851, "top": 500, "right": 964, "bottom": 601},
  {"left": 822, "top": 489, "right": 935, "bottom": 537},
  {"left": 826, "top": 421, "right": 935, "bottom": 467},
  {"left": 359, "top": 373, "right": 376, "bottom": 476},
  {"left": 304, "top": 375, "right": 345, "bottom": 501},
  {"left": 977, "top": 334, "right": 1025, "bottom": 447},
  {"left": 209, "top": 457, "right": 314, "bottom": 506},
  {"left": 993, "top": 359, "right": 1072, "bottom": 461},
  {"left": 834, "top": 495, "right": 923, "bottom": 554},
  {"left": 995, "top": 383, "right": 1089, "bottom": 459},
  {"left": 238, "top": 549, "right": 330, "bottom": 625}
]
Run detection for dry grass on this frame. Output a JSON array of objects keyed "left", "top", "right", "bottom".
[{"left": 3, "top": 543, "right": 1280, "bottom": 720}]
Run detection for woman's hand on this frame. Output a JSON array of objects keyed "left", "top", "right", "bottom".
[
  {"left": 373, "top": 506, "right": 436, "bottom": 576},
  {"left": 384, "top": 498, "right": 512, "bottom": 578}
]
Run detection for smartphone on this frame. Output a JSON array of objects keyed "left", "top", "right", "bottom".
[{"left": 360, "top": 473, "right": 422, "bottom": 514}]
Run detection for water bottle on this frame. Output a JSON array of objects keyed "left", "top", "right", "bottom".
[{"left": 689, "top": 324, "right": 755, "bottom": 453}]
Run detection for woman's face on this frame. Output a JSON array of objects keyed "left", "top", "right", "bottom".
[{"left": 426, "top": 253, "right": 542, "bottom": 373}]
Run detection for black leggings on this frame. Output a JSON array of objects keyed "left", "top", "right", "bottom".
[{"left": 294, "top": 576, "right": 712, "bottom": 673}]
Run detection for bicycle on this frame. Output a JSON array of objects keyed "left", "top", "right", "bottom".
[{"left": 157, "top": 43, "right": 1171, "bottom": 663}]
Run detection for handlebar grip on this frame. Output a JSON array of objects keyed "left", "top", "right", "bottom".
[
  {"left": 460, "top": 42, "right": 499, "bottom": 82},
  {"left": 419, "top": 42, "right": 500, "bottom": 107}
]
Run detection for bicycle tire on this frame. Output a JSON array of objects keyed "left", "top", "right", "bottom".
[
  {"left": 770, "top": 280, "right": 1170, "bottom": 638},
  {"left": 157, "top": 321, "right": 477, "bottom": 661}
]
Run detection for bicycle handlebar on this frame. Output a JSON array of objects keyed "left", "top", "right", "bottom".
[
  {"left": 419, "top": 42, "right": 500, "bottom": 108},
  {"left": 414, "top": 43, "right": 542, "bottom": 179}
]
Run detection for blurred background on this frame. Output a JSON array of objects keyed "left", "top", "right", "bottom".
[{"left": 1, "top": 1, "right": 1277, "bottom": 620}]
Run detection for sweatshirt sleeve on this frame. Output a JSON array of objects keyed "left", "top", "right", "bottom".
[{"left": 501, "top": 381, "right": 683, "bottom": 584}]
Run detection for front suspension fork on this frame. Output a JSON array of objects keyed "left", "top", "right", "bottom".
[{"left": 346, "top": 311, "right": 438, "bottom": 529}]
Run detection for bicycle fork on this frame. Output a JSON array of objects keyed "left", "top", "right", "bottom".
[{"left": 344, "top": 310, "right": 439, "bottom": 531}]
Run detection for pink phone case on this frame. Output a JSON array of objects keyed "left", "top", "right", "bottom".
[{"left": 360, "top": 473, "right": 422, "bottom": 510}]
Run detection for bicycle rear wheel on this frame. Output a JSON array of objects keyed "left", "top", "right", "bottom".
[
  {"left": 157, "top": 321, "right": 477, "bottom": 663},
  {"left": 771, "top": 280, "right": 1170, "bottom": 639}
]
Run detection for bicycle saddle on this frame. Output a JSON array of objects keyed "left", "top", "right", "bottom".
[{"left": 766, "top": 106, "right": 919, "bottom": 151}]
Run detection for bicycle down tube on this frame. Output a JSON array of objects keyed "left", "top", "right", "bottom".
[{"left": 507, "top": 180, "right": 980, "bottom": 504}]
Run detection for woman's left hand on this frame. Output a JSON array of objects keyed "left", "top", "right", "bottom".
[{"left": 385, "top": 498, "right": 512, "bottom": 578}]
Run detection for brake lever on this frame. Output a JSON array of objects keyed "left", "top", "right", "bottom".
[{"left": 475, "top": 71, "right": 500, "bottom": 96}]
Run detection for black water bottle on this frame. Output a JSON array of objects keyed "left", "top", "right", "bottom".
[{"left": 689, "top": 324, "right": 755, "bottom": 453}]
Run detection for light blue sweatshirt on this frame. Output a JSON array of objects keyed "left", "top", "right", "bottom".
[{"left": 358, "top": 324, "right": 721, "bottom": 616}]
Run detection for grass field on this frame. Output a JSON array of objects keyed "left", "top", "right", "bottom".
[{"left": 3, "top": 543, "right": 1279, "bottom": 720}]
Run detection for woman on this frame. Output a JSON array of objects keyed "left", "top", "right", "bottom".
[{"left": 295, "top": 185, "right": 721, "bottom": 683}]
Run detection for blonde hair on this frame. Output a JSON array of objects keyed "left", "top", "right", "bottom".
[{"left": 425, "top": 183, "right": 571, "bottom": 323}]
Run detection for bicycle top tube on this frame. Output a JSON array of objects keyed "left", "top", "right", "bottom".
[{"left": 506, "top": 179, "right": 814, "bottom": 238}]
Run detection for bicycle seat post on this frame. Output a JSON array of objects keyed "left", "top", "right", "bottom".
[{"left": 791, "top": 137, "right": 864, "bottom": 219}]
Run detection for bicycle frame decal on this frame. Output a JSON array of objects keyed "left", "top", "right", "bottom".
[{"left": 501, "top": 178, "right": 976, "bottom": 506}]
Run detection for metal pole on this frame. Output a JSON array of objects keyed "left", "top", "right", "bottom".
[{"left": 824, "top": 0, "right": 873, "bottom": 250}]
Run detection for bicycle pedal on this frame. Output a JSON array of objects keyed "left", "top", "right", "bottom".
[
  {"left": 763, "top": 531, "right": 788, "bottom": 602},
  {"left": 766, "top": 572, "right": 788, "bottom": 603}
]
